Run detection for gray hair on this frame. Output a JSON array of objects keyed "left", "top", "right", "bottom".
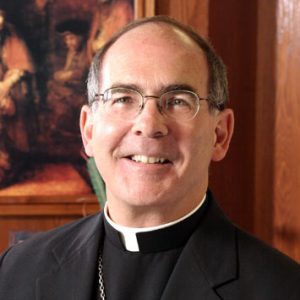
[{"left": 87, "top": 15, "right": 228, "bottom": 110}]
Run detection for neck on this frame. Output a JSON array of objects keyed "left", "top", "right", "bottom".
[
  {"left": 104, "top": 193, "right": 207, "bottom": 252},
  {"left": 105, "top": 191, "right": 207, "bottom": 228},
  {"left": 105, "top": 194, "right": 206, "bottom": 229}
]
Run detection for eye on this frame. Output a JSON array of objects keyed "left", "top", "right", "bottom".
[
  {"left": 112, "top": 96, "right": 133, "bottom": 105},
  {"left": 166, "top": 97, "right": 193, "bottom": 111},
  {"left": 168, "top": 97, "right": 190, "bottom": 107}
]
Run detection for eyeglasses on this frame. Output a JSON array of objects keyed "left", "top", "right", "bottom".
[{"left": 92, "top": 87, "right": 209, "bottom": 121}]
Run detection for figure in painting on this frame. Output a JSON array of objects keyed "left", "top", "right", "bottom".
[
  {"left": 0, "top": 8, "right": 36, "bottom": 186},
  {"left": 46, "top": 19, "right": 89, "bottom": 152},
  {"left": 87, "top": 0, "right": 133, "bottom": 61}
]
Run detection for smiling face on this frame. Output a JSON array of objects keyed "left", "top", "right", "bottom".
[{"left": 81, "top": 23, "right": 234, "bottom": 226}]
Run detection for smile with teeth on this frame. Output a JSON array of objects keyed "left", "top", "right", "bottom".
[{"left": 130, "top": 155, "right": 168, "bottom": 164}]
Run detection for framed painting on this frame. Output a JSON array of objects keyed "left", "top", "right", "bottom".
[{"left": 0, "top": 0, "right": 155, "bottom": 202}]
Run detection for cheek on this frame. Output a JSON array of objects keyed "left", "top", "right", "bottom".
[
  {"left": 90, "top": 121, "right": 119, "bottom": 178},
  {"left": 180, "top": 123, "right": 215, "bottom": 163},
  {"left": 91, "top": 116, "right": 129, "bottom": 156}
]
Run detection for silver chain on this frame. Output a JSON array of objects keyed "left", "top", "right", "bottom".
[{"left": 98, "top": 253, "right": 106, "bottom": 300}]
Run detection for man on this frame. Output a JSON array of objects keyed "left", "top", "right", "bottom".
[
  {"left": 0, "top": 8, "right": 36, "bottom": 186},
  {"left": 87, "top": 0, "right": 133, "bottom": 60},
  {"left": 1, "top": 16, "right": 300, "bottom": 300},
  {"left": 47, "top": 19, "right": 89, "bottom": 143}
]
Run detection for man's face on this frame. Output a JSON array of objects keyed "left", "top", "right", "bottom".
[
  {"left": 64, "top": 33, "right": 81, "bottom": 51},
  {"left": 81, "top": 24, "right": 233, "bottom": 225}
]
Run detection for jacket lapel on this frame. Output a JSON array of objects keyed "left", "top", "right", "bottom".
[
  {"left": 161, "top": 194, "right": 238, "bottom": 300},
  {"left": 36, "top": 213, "right": 104, "bottom": 300},
  {"left": 160, "top": 249, "right": 221, "bottom": 300},
  {"left": 35, "top": 194, "right": 239, "bottom": 300}
]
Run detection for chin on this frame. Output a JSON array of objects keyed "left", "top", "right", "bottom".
[
  {"left": 107, "top": 176, "right": 179, "bottom": 208},
  {"left": 125, "top": 189, "right": 176, "bottom": 209}
]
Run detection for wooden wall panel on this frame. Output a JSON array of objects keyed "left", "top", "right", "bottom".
[
  {"left": 156, "top": 0, "right": 209, "bottom": 36},
  {"left": 255, "top": 0, "right": 277, "bottom": 245},
  {"left": 208, "top": 0, "right": 257, "bottom": 233},
  {"left": 0, "top": 217, "right": 78, "bottom": 253},
  {"left": 255, "top": 0, "right": 300, "bottom": 262},
  {"left": 0, "top": 196, "right": 99, "bottom": 252},
  {"left": 273, "top": 0, "right": 300, "bottom": 261}
]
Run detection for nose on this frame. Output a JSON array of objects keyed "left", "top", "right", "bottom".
[{"left": 131, "top": 98, "right": 168, "bottom": 138}]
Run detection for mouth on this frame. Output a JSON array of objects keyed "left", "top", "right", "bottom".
[{"left": 128, "top": 155, "right": 170, "bottom": 164}]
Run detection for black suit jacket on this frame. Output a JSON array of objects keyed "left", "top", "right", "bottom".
[{"left": 1, "top": 192, "right": 300, "bottom": 299}]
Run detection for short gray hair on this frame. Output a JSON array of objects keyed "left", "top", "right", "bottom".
[{"left": 87, "top": 15, "right": 228, "bottom": 110}]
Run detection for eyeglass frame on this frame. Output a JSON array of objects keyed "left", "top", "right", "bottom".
[{"left": 90, "top": 86, "right": 214, "bottom": 121}]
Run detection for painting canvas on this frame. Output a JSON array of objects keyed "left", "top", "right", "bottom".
[{"left": 0, "top": 0, "right": 153, "bottom": 198}]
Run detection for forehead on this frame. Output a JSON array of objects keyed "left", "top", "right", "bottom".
[
  {"left": 100, "top": 23, "right": 209, "bottom": 92},
  {"left": 64, "top": 33, "right": 79, "bottom": 39}
]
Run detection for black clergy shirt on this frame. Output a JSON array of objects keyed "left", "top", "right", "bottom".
[{"left": 96, "top": 197, "right": 208, "bottom": 300}]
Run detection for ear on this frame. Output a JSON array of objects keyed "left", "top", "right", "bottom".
[
  {"left": 80, "top": 105, "right": 94, "bottom": 157},
  {"left": 211, "top": 109, "right": 234, "bottom": 161}
]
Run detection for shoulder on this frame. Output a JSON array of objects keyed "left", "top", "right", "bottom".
[
  {"left": 218, "top": 226, "right": 300, "bottom": 299},
  {"left": 206, "top": 192, "right": 300, "bottom": 274},
  {"left": 237, "top": 226, "right": 300, "bottom": 275},
  {"left": 1, "top": 212, "right": 102, "bottom": 262},
  {"left": 0, "top": 212, "right": 103, "bottom": 294},
  {"left": 232, "top": 224, "right": 300, "bottom": 298},
  {"left": 200, "top": 193, "right": 300, "bottom": 298}
]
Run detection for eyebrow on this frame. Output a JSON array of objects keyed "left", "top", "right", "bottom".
[
  {"left": 106, "top": 83, "right": 199, "bottom": 95},
  {"left": 160, "top": 84, "right": 198, "bottom": 94}
]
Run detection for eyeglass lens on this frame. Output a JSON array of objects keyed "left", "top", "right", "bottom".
[{"left": 101, "top": 88, "right": 200, "bottom": 120}]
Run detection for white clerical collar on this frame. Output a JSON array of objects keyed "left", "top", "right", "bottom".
[{"left": 104, "top": 194, "right": 206, "bottom": 252}]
